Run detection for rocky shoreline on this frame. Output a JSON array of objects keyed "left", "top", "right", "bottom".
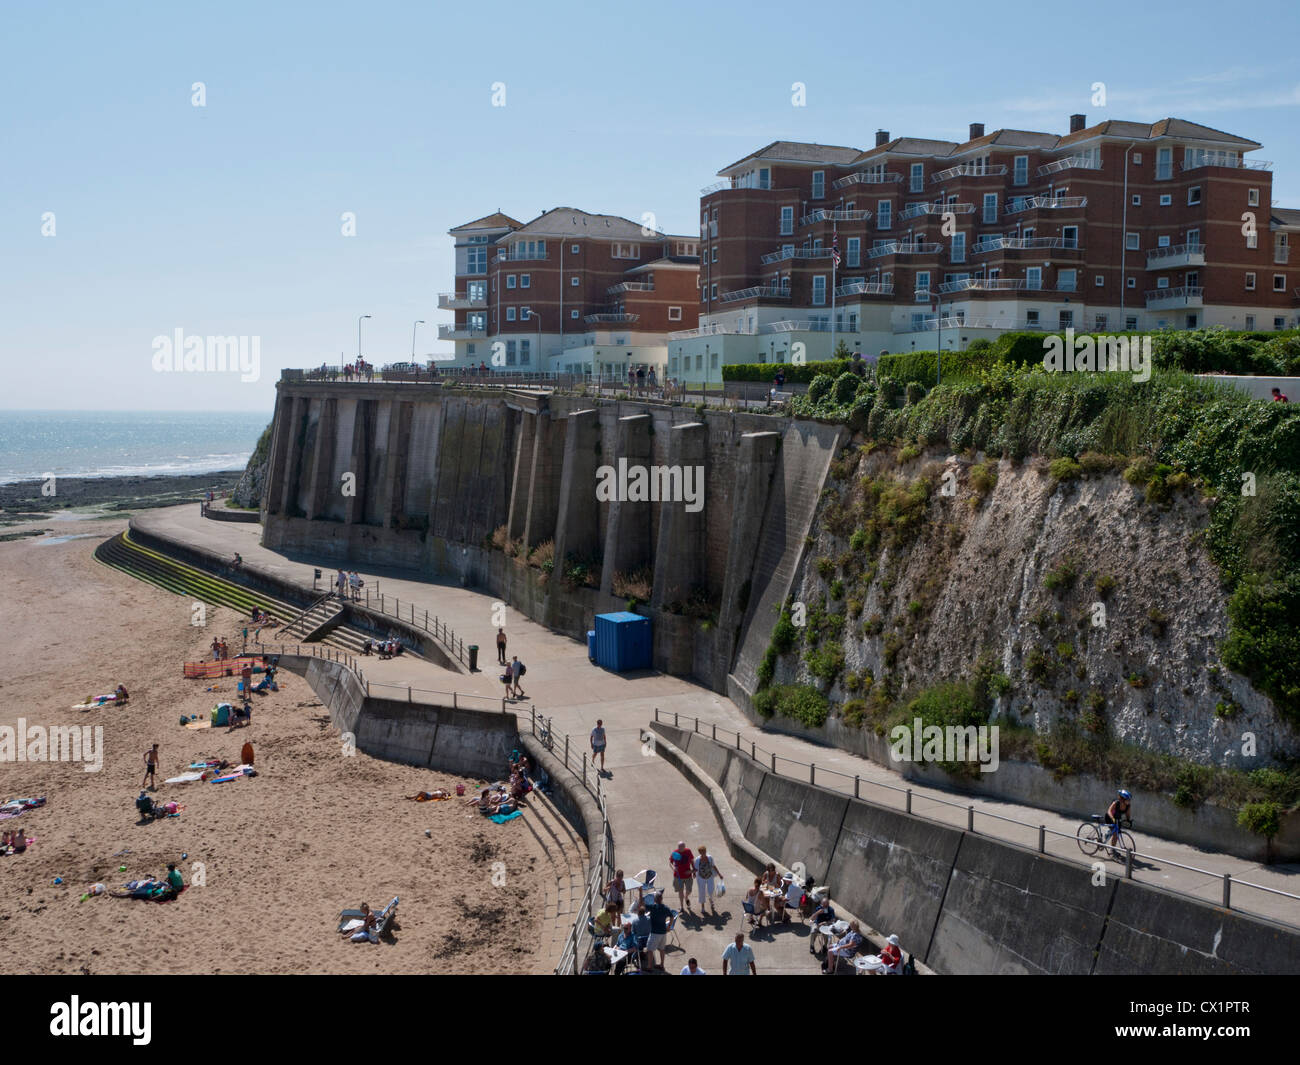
[{"left": 0, "top": 470, "right": 244, "bottom": 525}]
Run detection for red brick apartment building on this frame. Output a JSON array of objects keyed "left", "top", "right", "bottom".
[
  {"left": 671, "top": 116, "right": 1300, "bottom": 382},
  {"left": 438, "top": 208, "right": 699, "bottom": 375}
]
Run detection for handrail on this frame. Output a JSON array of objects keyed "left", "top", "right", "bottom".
[
  {"left": 357, "top": 584, "right": 469, "bottom": 667},
  {"left": 274, "top": 590, "right": 339, "bottom": 639},
  {"left": 900, "top": 201, "right": 975, "bottom": 220},
  {"left": 1003, "top": 195, "right": 1088, "bottom": 215},
  {"left": 652, "top": 710, "right": 1300, "bottom": 926}
]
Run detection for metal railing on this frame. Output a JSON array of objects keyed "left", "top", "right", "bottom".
[
  {"left": 606, "top": 281, "right": 654, "bottom": 293},
  {"left": 760, "top": 246, "right": 835, "bottom": 264},
  {"left": 835, "top": 280, "right": 893, "bottom": 297},
  {"left": 437, "top": 324, "right": 487, "bottom": 339},
  {"left": 700, "top": 180, "right": 730, "bottom": 195},
  {"left": 1003, "top": 195, "right": 1088, "bottom": 215},
  {"left": 583, "top": 312, "right": 640, "bottom": 323},
  {"left": 652, "top": 711, "right": 1300, "bottom": 927},
  {"left": 1146, "top": 242, "right": 1206, "bottom": 264},
  {"left": 1145, "top": 285, "right": 1204, "bottom": 307},
  {"left": 972, "top": 236, "right": 1081, "bottom": 253},
  {"left": 800, "top": 207, "right": 872, "bottom": 224},
  {"left": 932, "top": 162, "right": 1008, "bottom": 182},
  {"left": 900, "top": 201, "right": 974, "bottom": 220},
  {"left": 1037, "top": 155, "right": 1101, "bottom": 176},
  {"left": 719, "top": 283, "right": 791, "bottom": 302},
  {"left": 868, "top": 241, "right": 943, "bottom": 258},
  {"left": 347, "top": 583, "right": 469, "bottom": 667},
  {"left": 1181, "top": 156, "right": 1272, "bottom": 172},
  {"left": 274, "top": 590, "right": 339, "bottom": 639},
  {"left": 937, "top": 277, "right": 1028, "bottom": 294},
  {"left": 833, "top": 170, "right": 902, "bottom": 189},
  {"left": 437, "top": 293, "right": 487, "bottom": 309}
]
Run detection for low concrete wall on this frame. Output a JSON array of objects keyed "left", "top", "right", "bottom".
[
  {"left": 201, "top": 502, "right": 260, "bottom": 523},
  {"left": 653, "top": 725, "right": 1300, "bottom": 975},
  {"left": 1196, "top": 374, "right": 1300, "bottom": 403}
]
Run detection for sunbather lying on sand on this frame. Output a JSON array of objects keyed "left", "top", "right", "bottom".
[
  {"left": 1, "top": 830, "right": 30, "bottom": 855},
  {"left": 407, "top": 789, "right": 451, "bottom": 801}
]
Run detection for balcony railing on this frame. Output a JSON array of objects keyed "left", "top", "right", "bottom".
[
  {"left": 719, "top": 284, "right": 791, "bottom": 303},
  {"left": 1181, "top": 156, "right": 1272, "bottom": 172},
  {"left": 835, "top": 280, "right": 894, "bottom": 298},
  {"left": 437, "top": 292, "right": 487, "bottom": 310},
  {"left": 438, "top": 324, "right": 486, "bottom": 340},
  {"left": 972, "top": 236, "right": 1081, "bottom": 254},
  {"left": 800, "top": 207, "right": 872, "bottom": 225},
  {"left": 1003, "top": 195, "right": 1089, "bottom": 215},
  {"left": 496, "top": 251, "right": 549, "bottom": 262},
  {"left": 583, "top": 312, "right": 640, "bottom": 323},
  {"left": 867, "top": 241, "right": 943, "bottom": 258},
  {"left": 758, "top": 320, "right": 844, "bottom": 334},
  {"left": 931, "top": 162, "right": 1008, "bottom": 182},
  {"left": 899, "top": 201, "right": 975, "bottom": 221},
  {"left": 1037, "top": 155, "right": 1102, "bottom": 176},
  {"left": 1145, "top": 285, "right": 1204, "bottom": 308},
  {"left": 1146, "top": 243, "right": 1206, "bottom": 270},
  {"left": 606, "top": 281, "right": 655, "bottom": 293},
  {"left": 700, "top": 180, "right": 730, "bottom": 195},
  {"left": 833, "top": 170, "right": 903, "bottom": 189},
  {"left": 936, "top": 277, "right": 1034, "bottom": 294},
  {"left": 668, "top": 323, "right": 753, "bottom": 340},
  {"left": 760, "top": 247, "right": 835, "bottom": 265}
]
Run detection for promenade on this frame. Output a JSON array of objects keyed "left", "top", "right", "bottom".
[{"left": 135, "top": 505, "right": 1300, "bottom": 954}]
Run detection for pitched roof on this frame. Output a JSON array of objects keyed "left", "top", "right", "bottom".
[
  {"left": 958, "top": 128, "right": 1060, "bottom": 152},
  {"left": 851, "top": 137, "right": 960, "bottom": 163},
  {"left": 508, "top": 207, "right": 661, "bottom": 240},
  {"left": 449, "top": 211, "right": 523, "bottom": 233},
  {"left": 719, "top": 140, "right": 862, "bottom": 173},
  {"left": 626, "top": 257, "right": 699, "bottom": 273},
  {"left": 1273, "top": 208, "right": 1300, "bottom": 228},
  {"left": 1056, "top": 117, "right": 1261, "bottom": 149}
]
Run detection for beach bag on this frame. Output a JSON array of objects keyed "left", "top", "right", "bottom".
[{"left": 716, "top": 880, "right": 726, "bottom": 897}]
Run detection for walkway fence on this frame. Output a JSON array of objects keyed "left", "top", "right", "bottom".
[{"left": 652, "top": 710, "right": 1300, "bottom": 928}]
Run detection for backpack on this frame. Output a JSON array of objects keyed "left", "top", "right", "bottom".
[
  {"left": 517, "top": 663, "right": 526, "bottom": 676},
  {"left": 902, "top": 953, "right": 917, "bottom": 976}
]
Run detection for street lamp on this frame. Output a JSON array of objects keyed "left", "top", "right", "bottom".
[
  {"left": 526, "top": 310, "right": 540, "bottom": 376},
  {"left": 411, "top": 320, "right": 424, "bottom": 359},
  {"left": 357, "top": 314, "right": 371, "bottom": 370}
]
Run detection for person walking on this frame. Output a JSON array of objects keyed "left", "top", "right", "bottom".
[
  {"left": 694, "top": 844, "right": 723, "bottom": 915},
  {"left": 141, "top": 743, "right": 159, "bottom": 790},
  {"left": 722, "top": 932, "right": 756, "bottom": 975},
  {"left": 349, "top": 571, "right": 360, "bottom": 600},
  {"left": 510, "top": 655, "right": 526, "bottom": 698},
  {"left": 589, "top": 719, "right": 607, "bottom": 773},
  {"left": 670, "top": 841, "right": 695, "bottom": 911},
  {"left": 496, "top": 627, "right": 508, "bottom": 665}
]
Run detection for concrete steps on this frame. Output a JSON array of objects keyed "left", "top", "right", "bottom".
[
  {"left": 518, "top": 788, "right": 590, "bottom": 973},
  {"left": 278, "top": 598, "right": 346, "bottom": 643}
]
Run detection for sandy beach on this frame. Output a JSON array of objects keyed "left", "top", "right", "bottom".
[{"left": 0, "top": 516, "right": 548, "bottom": 974}]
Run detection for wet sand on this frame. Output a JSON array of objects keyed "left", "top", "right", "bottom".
[
  {"left": 0, "top": 471, "right": 244, "bottom": 527},
  {"left": 0, "top": 519, "right": 547, "bottom": 974}
]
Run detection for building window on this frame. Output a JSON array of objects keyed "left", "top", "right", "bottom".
[
  {"left": 758, "top": 168, "right": 770, "bottom": 189},
  {"left": 520, "top": 306, "right": 531, "bottom": 319},
  {"left": 1158, "top": 235, "right": 1171, "bottom": 248},
  {"left": 571, "top": 276, "right": 579, "bottom": 286},
  {"left": 1013, "top": 155, "right": 1028, "bottom": 186},
  {"left": 846, "top": 238, "right": 860, "bottom": 267},
  {"left": 1133, "top": 153, "right": 1142, "bottom": 165},
  {"left": 877, "top": 201, "right": 892, "bottom": 230},
  {"left": 1125, "top": 232, "right": 1140, "bottom": 251},
  {"left": 1127, "top": 277, "right": 1136, "bottom": 289},
  {"left": 506, "top": 275, "right": 517, "bottom": 289},
  {"left": 1159, "top": 194, "right": 1172, "bottom": 206},
  {"left": 1245, "top": 315, "right": 1255, "bottom": 330},
  {"left": 1094, "top": 274, "right": 1105, "bottom": 287},
  {"left": 467, "top": 246, "right": 487, "bottom": 273},
  {"left": 812, "top": 275, "right": 827, "bottom": 306},
  {"left": 1246, "top": 231, "right": 1258, "bottom": 249},
  {"left": 1276, "top": 317, "right": 1287, "bottom": 331},
  {"left": 506, "top": 340, "right": 516, "bottom": 365},
  {"left": 915, "top": 270, "right": 930, "bottom": 296},
  {"left": 1132, "top": 194, "right": 1141, "bottom": 206},
  {"left": 1156, "top": 147, "right": 1172, "bottom": 180},
  {"left": 779, "top": 207, "right": 793, "bottom": 235},
  {"left": 910, "top": 164, "right": 924, "bottom": 193},
  {"left": 1059, "top": 269, "right": 1077, "bottom": 292},
  {"left": 811, "top": 171, "right": 825, "bottom": 199},
  {"left": 520, "top": 274, "right": 530, "bottom": 288},
  {"left": 466, "top": 343, "right": 476, "bottom": 356},
  {"left": 1026, "top": 267, "right": 1042, "bottom": 291},
  {"left": 710, "top": 284, "right": 717, "bottom": 300},
  {"left": 1245, "top": 272, "right": 1256, "bottom": 290},
  {"left": 519, "top": 339, "right": 530, "bottom": 364},
  {"left": 1248, "top": 188, "right": 1260, "bottom": 206},
  {"left": 1125, "top": 316, "right": 1138, "bottom": 330},
  {"left": 983, "top": 193, "right": 997, "bottom": 223},
  {"left": 612, "top": 243, "right": 640, "bottom": 259},
  {"left": 570, "top": 309, "right": 579, "bottom": 319},
  {"left": 1059, "top": 309, "right": 1074, "bottom": 329},
  {"left": 506, "top": 307, "right": 516, "bottom": 321},
  {"left": 1188, "top": 186, "right": 1202, "bottom": 206},
  {"left": 1026, "top": 309, "right": 1040, "bottom": 326},
  {"left": 572, "top": 244, "right": 580, "bottom": 254},
  {"left": 1062, "top": 226, "right": 1078, "bottom": 248},
  {"left": 711, "top": 246, "right": 718, "bottom": 263},
  {"left": 1275, "top": 274, "right": 1287, "bottom": 292},
  {"left": 951, "top": 232, "right": 966, "bottom": 263},
  {"left": 668, "top": 306, "right": 682, "bottom": 321},
  {"left": 1094, "top": 314, "right": 1108, "bottom": 330}
]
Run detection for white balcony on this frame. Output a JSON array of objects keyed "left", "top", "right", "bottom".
[
  {"left": 800, "top": 207, "right": 873, "bottom": 225},
  {"left": 835, "top": 280, "right": 894, "bottom": 298},
  {"left": 1037, "top": 155, "right": 1102, "bottom": 176},
  {"left": 607, "top": 281, "right": 655, "bottom": 294},
  {"left": 1145, "top": 243, "right": 1206, "bottom": 270},
  {"left": 867, "top": 241, "right": 943, "bottom": 258},
  {"left": 437, "top": 292, "right": 486, "bottom": 310},
  {"left": 833, "top": 170, "right": 902, "bottom": 189},
  {"left": 760, "top": 247, "right": 835, "bottom": 265},
  {"left": 1004, "top": 195, "right": 1088, "bottom": 215},
  {"left": 1181, "top": 155, "right": 1272, "bottom": 172},
  {"left": 936, "top": 277, "right": 1030, "bottom": 294},
  {"left": 931, "top": 162, "right": 1008, "bottom": 182},
  {"left": 700, "top": 180, "right": 730, "bottom": 195},
  {"left": 668, "top": 323, "right": 754, "bottom": 340},
  {"left": 719, "top": 284, "right": 791, "bottom": 303},
  {"left": 583, "top": 312, "right": 640, "bottom": 324},
  {"left": 899, "top": 201, "right": 975, "bottom": 221},
  {"left": 495, "top": 251, "right": 549, "bottom": 262},
  {"left": 1145, "top": 285, "right": 1204, "bottom": 309},
  {"left": 971, "top": 236, "right": 1081, "bottom": 254},
  {"left": 438, "top": 324, "right": 486, "bottom": 340}
]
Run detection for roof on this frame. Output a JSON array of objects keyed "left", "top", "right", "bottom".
[
  {"left": 719, "top": 140, "right": 862, "bottom": 174},
  {"left": 508, "top": 207, "right": 664, "bottom": 240},
  {"left": 1056, "top": 117, "right": 1261, "bottom": 150},
  {"left": 851, "top": 137, "right": 960, "bottom": 164},
  {"left": 958, "top": 128, "right": 1060, "bottom": 152},
  {"left": 626, "top": 257, "right": 699, "bottom": 273},
  {"left": 1273, "top": 208, "right": 1300, "bottom": 228},
  {"left": 449, "top": 211, "right": 523, "bottom": 233}
]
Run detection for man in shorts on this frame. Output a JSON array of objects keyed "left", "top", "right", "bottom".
[
  {"left": 670, "top": 841, "right": 695, "bottom": 911},
  {"left": 644, "top": 890, "right": 673, "bottom": 972},
  {"left": 589, "top": 720, "right": 607, "bottom": 772},
  {"left": 141, "top": 743, "right": 159, "bottom": 789}
]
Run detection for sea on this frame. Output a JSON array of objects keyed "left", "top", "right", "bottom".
[{"left": 0, "top": 410, "right": 273, "bottom": 484}]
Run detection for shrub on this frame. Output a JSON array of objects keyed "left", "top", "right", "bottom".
[
  {"left": 1048, "top": 457, "right": 1082, "bottom": 482},
  {"left": 904, "top": 382, "right": 926, "bottom": 405},
  {"left": 1147, "top": 607, "right": 1169, "bottom": 637},
  {"left": 1025, "top": 647, "right": 1052, "bottom": 682},
  {"left": 1123, "top": 456, "right": 1157, "bottom": 487},
  {"left": 807, "top": 374, "right": 835, "bottom": 402},
  {"left": 833, "top": 372, "right": 859, "bottom": 405},
  {"left": 898, "top": 443, "right": 921, "bottom": 463},
  {"left": 829, "top": 578, "right": 845, "bottom": 600},
  {"left": 816, "top": 556, "right": 834, "bottom": 579},
  {"left": 969, "top": 460, "right": 998, "bottom": 498},
  {"left": 1044, "top": 560, "right": 1078, "bottom": 592},
  {"left": 1055, "top": 641, "right": 1075, "bottom": 660},
  {"left": 1094, "top": 573, "right": 1116, "bottom": 597},
  {"left": 1237, "top": 801, "right": 1282, "bottom": 839},
  {"left": 752, "top": 684, "right": 830, "bottom": 728}
]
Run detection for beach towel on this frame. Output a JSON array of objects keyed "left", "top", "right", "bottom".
[
  {"left": 164, "top": 773, "right": 204, "bottom": 784},
  {"left": 489, "top": 810, "right": 523, "bottom": 824},
  {"left": 184, "top": 720, "right": 212, "bottom": 731}
]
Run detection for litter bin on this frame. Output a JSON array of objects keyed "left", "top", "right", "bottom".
[
  {"left": 587, "top": 630, "right": 596, "bottom": 660},
  {"left": 468, "top": 644, "right": 479, "bottom": 671}
]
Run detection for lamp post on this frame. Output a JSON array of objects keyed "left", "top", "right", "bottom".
[
  {"left": 526, "top": 310, "right": 540, "bottom": 375},
  {"left": 411, "top": 320, "right": 424, "bottom": 359},
  {"left": 357, "top": 314, "right": 371, "bottom": 372}
]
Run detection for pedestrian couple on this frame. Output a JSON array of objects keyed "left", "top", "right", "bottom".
[
  {"left": 670, "top": 840, "right": 724, "bottom": 915},
  {"left": 336, "top": 569, "right": 361, "bottom": 600},
  {"left": 500, "top": 655, "right": 526, "bottom": 699}
]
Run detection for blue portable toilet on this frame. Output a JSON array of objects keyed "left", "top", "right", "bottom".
[
  {"left": 593, "top": 612, "right": 652, "bottom": 672},
  {"left": 587, "top": 630, "right": 597, "bottom": 660}
]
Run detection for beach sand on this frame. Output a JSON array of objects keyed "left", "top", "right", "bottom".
[{"left": 0, "top": 517, "right": 548, "bottom": 974}]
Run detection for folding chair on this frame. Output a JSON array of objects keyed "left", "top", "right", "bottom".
[{"left": 665, "top": 909, "right": 682, "bottom": 950}]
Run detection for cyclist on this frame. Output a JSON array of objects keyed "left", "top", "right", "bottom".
[{"left": 1104, "top": 789, "right": 1132, "bottom": 848}]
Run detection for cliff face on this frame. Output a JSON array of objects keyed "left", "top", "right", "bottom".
[
  {"left": 775, "top": 444, "right": 1298, "bottom": 768},
  {"left": 231, "top": 422, "right": 272, "bottom": 509}
]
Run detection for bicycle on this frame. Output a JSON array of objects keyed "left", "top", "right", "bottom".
[{"left": 1076, "top": 815, "right": 1134, "bottom": 863}]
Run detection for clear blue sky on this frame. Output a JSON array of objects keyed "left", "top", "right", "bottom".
[{"left": 4, "top": 0, "right": 1297, "bottom": 411}]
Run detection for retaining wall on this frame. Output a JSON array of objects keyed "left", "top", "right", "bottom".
[{"left": 650, "top": 723, "right": 1300, "bottom": 975}]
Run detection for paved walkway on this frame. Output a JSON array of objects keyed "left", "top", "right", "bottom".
[{"left": 136, "top": 506, "right": 1300, "bottom": 940}]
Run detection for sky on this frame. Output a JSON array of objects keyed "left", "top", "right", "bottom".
[{"left": 3, "top": 0, "right": 1298, "bottom": 412}]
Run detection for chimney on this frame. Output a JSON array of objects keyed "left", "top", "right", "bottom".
[
  {"left": 969, "top": 122, "right": 985, "bottom": 141},
  {"left": 1070, "top": 113, "right": 1086, "bottom": 133},
  {"left": 875, "top": 129, "right": 889, "bottom": 147}
]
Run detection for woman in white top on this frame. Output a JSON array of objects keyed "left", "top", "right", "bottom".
[{"left": 694, "top": 845, "right": 723, "bottom": 914}]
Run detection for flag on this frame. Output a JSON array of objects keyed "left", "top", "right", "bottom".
[{"left": 831, "top": 226, "right": 841, "bottom": 269}]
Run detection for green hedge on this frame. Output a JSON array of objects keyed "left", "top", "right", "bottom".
[{"left": 723, "top": 359, "right": 852, "bottom": 383}]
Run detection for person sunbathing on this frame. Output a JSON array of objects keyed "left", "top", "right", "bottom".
[
  {"left": 407, "top": 789, "right": 451, "bottom": 801},
  {"left": 341, "top": 903, "right": 379, "bottom": 943}
]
